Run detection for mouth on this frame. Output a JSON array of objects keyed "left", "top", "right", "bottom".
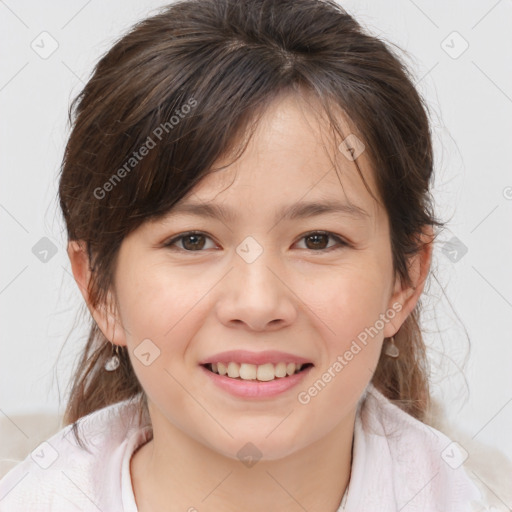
[{"left": 201, "top": 361, "right": 314, "bottom": 382}]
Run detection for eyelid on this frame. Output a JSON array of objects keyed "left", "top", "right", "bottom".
[
  {"left": 298, "top": 230, "right": 349, "bottom": 250},
  {"left": 163, "top": 230, "right": 219, "bottom": 251},
  {"left": 162, "top": 230, "right": 350, "bottom": 252}
]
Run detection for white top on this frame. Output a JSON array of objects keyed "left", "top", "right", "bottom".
[{"left": 0, "top": 383, "right": 486, "bottom": 511}]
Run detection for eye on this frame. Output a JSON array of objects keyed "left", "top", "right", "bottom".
[
  {"left": 163, "top": 230, "right": 348, "bottom": 253},
  {"left": 164, "top": 231, "right": 217, "bottom": 252},
  {"left": 295, "top": 231, "right": 348, "bottom": 252}
]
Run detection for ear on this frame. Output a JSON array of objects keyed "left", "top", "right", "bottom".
[
  {"left": 383, "top": 225, "right": 434, "bottom": 338},
  {"left": 67, "top": 240, "right": 126, "bottom": 346}
]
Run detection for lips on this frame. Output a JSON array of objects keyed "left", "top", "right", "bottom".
[
  {"left": 199, "top": 361, "right": 314, "bottom": 398},
  {"left": 198, "top": 349, "right": 313, "bottom": 366}
]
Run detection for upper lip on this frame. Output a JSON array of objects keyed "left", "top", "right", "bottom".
[{"left": 199, "top": 350, "right": 313, "bottom": 366}]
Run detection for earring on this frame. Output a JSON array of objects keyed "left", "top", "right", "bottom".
[
  {"left": 104, "top": 343, "right": 121, "bottom": 371},
  {"left": 384, "top": 336, "right": 399, "bottom": 358}
]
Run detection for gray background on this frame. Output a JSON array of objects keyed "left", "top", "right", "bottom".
[{"left": 1, "top": 0, "right": 511, "bottom": 461}]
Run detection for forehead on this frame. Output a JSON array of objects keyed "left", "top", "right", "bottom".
[{"left": 174, "top": 93, "right": 382, "bottom": 222}]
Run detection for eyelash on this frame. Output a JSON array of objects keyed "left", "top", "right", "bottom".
[{"left": 163, "top": 230, "right": 349, "bottom": 253}]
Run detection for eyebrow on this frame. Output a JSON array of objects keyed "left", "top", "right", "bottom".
[{"left": 165, "top": 199, "right": 370, "bottom": 224}]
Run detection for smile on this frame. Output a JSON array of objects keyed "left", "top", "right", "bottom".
[
  {"left": 200, "top": 362, "right": 314, "bottom": 399},
  {"left": 203, "top": 361, "right": 313, "bottom": 381}
]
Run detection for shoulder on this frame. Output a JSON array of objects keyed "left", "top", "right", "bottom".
[
  {"left": 0, "top": 395, "right": 150, "bottom": 512},
  {"left": 348, "top": 384, "right": 492, "bottom": 511}
]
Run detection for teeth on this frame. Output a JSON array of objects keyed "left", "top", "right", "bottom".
[
  {"left": 208, "top": 361, "right": 306, "bottom": 381},
  {"left": 275, "top": 362, "right": 287, "bottom": 378},
  {"left": 227, "top": 362, "right": 240, "bottom": 378},
  {"left": 256, "top": 363, "right": 274, "bottom": 381},
  {"left": 240, "top": 363, "right": 257, "bottom": 380}
]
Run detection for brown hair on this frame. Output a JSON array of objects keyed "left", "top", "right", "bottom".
[{"left": 59, "top": 0, "right": 443, "bottom": 437}]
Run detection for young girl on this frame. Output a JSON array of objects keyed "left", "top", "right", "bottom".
[{"left": 0, "top": 0, "right": 494, "bottom": 510}]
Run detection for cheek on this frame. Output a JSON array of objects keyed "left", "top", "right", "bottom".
[
  {"left": 302, "top": 259, "right": 392, "bottom": 343},
  {"left": 116, "top": 260, "right": 210, "bottom": 343},
  {"left": 293, "top": 266, "right": 389, "bottom": 434},
  {"left": 114, "top": 263, "right": 212, "bottom": 419},
  {"left": 295, "top": 258, "right": 392, "bottom": 396},
  {"left": 114, "top": 259, "right": 224, "bottom": 401}
]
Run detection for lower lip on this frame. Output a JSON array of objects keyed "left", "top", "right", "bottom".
[{"left": 199, "top": 364, "right": 313, "bottom": 399}]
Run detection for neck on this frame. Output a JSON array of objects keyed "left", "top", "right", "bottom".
[{"left": 131, "top": 408, "right": 355, "bottom": 512}]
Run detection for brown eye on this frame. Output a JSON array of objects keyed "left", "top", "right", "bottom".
[
  {"left": 305, "top": 233, "right": 329, "bottom": 250},
  {"left": 298, "top": 231, "right": 347, "bottom": 252},
  {"left": 164, "top": 231, "right": 216, "bottom": 251},
  {"left": 164, "top": 230, "right": 348, "bottom": 253},
  {"left": 181, "top": 234, "right": 206, "bottom": 250}
]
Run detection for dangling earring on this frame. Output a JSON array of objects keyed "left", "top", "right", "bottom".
[
  {"left": 105, "top": 343, "right": 121, "bottom": 371},
  {"left": 104, "top": 322, "right": 120, "bottom": 371},
  {"left": 384, "top": 336, "right": 399, "bottom": 358}
]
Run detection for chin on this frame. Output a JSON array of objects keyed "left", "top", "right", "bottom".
[{"left": 209, "top": 433, "right": 305, "bottom": 464}]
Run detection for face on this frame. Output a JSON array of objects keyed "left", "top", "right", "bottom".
[{"left": 92, "top": 92, "right": 417, "bottom": 461}]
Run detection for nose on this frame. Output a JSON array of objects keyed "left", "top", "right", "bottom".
[{"left": 215, "top": 246, "right": 297, "bottom": 332}]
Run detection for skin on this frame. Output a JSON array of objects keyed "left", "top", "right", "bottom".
[{"left": 69, "top": 92, "right": 433, "bottom": 512}]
